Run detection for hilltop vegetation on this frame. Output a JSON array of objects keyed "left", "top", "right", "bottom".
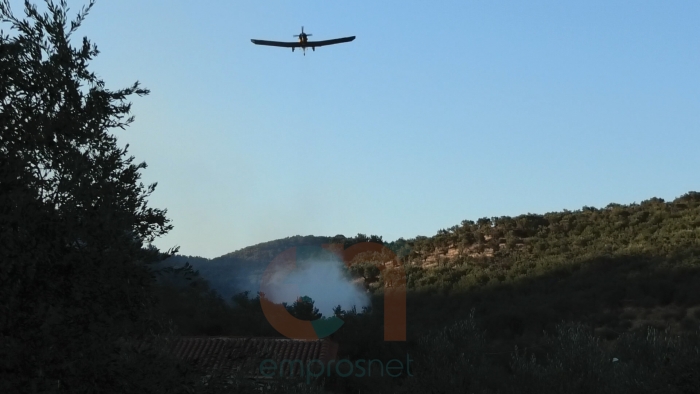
[
  {"left": 407, "top": 193, "right": 700, "bottom": 270},
  {"left": 156, "top": 192, "right": 700, "bottom": 339},
  {"left": 395, "top": 193, "right": 700, "bottom": 337},
  {"left": 154, "top": 192, "right": 700, "bottom": 393},
  {"left": 161, "top": 192, "right": 700, "bottom": 337},
  {"left": 156, "top": 233, "right": 389, "bottom": 304}
]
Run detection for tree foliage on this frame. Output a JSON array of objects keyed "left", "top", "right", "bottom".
[
  {"left": 405, "top": 192, "right": 700, "bottom": 293},
  {"left": 0, "top": 1, "right": 187, "bottom": 392},
  {"left": 285, "top": 295, "right": 323, "bottom": 321}
]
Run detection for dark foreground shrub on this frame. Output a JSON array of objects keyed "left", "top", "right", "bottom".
[
  {"left": 405, "top": 309, "right": 497, "bottom": 394},
  {"left": 508, "top": 323, "right": 700, "bottom": 394}
]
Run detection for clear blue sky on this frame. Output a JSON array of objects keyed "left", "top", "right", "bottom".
[{"left": 24, "top": 1, "right": 700, "bottom": 258}]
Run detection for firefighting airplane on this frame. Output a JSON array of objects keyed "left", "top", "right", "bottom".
[{"left": 251, "top": 26, "right": 355, "bottom": 55}]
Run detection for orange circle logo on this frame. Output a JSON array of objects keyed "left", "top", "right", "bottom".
[{"left": 259, "top": 242, "right": 406, "bottom": 341}]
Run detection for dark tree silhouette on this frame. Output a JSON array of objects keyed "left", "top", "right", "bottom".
[
  {"left": 0, "top": 1, "right": 192, "bottom": 393},
  {"left": 286, "top": 296, "right": 323, "bottom": 321}
]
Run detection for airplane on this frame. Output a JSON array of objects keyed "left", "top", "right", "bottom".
[{"left": 251, "top": 26, "right": 355, "bottom": 55}]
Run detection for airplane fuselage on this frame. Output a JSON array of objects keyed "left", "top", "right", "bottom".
[{"left": 296, "top": 33, "right": 314, "bottom": 54}]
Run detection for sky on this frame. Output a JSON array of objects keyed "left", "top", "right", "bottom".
[{"left": 10, "top": 1, "right": 699, "bottom": 259}]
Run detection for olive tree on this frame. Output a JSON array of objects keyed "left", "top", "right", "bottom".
[{"left": 0, "top": 1, "right": 193, "bottom": 392}]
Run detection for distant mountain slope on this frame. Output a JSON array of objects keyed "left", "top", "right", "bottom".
[
  {"left": 154, "top": 191, "right": 700, "bottom": 349},
  {"left": 393, "top": 191, "right": 700, "bottom": 341},
  {"left": 216, "top": 235, "right": 340, "bottom": 263},
  {"left": 406, "top": 191, "right": 700, "bottom": 271},
  {"left": 157, "top": 234, "right": 392, "bottom": 301},
  {"left": 157, "top": 191, "right": 700, "bottom": 336}
]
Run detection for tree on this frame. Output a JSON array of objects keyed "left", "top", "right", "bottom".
[
  {"left": 0, "top": 1, "right": 188, "bottom": 392},
  {"left": 348, "top": 261, "right": 381, "bottom": 290},
  {"left": 477, "top": 217, "right": 492, "bottom": 228},
  {"left": 286, "top": 296, "right": 323, "bottom": 320}
]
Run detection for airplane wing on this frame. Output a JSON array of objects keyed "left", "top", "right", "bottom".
[
  {"left": 306, "top": 36, "right": 355, "bottom": 47},
  {"left": 250, "top": 39, "right": 301, "bottom": 48}
]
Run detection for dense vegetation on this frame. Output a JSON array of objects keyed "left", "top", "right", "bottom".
[
  {"left": 0, "top": 2, "right": 215, "bottom": 393},
  {"left": 156, "top": 192, "right": 700, "bottom": 393}
]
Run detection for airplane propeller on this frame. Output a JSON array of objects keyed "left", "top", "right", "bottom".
[{"left": 293, "top": 26, "right": 311, "bottom": 37}]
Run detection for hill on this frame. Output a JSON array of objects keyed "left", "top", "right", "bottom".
[
  {"left": 157, "top": 191, "right": 700, "bottom": 339},
  {"left": 152, "top": 191, "right": 700, "bottom": 392},
  {"left": 157, "top": 233, "right": 392, "bottom": 302}
]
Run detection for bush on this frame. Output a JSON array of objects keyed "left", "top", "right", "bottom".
[
  {"left": 508, "top": 323, "right": 700, "bottom": 394},
  {"left": 508, "top": 322, "right": 628, "bottom": 394},
  {"left": 406, "top": 309, "right": 496, "bottom": 394}
]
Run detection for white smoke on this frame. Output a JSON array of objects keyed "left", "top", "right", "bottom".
[{"left": 260, "top": 251, "right": 370, "bottom": 317}]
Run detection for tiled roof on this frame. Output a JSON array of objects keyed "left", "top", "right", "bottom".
[{"left": 167, "top": 337, "right": 339, "bottom": 378}]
